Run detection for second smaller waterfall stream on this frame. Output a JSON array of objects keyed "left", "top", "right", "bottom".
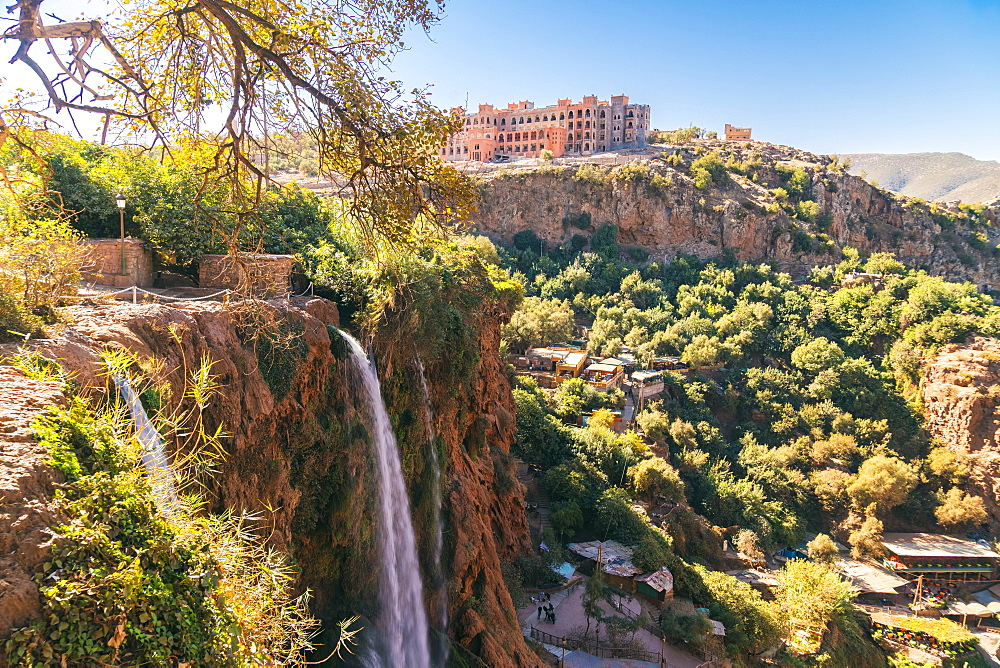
[
  {"left": 112, "top": 375, "right": 176, "bottom": 508},
  {"left": 417, "top": 359, "right": 448, "bottom": 664}
]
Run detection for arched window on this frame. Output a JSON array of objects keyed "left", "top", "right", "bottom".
[
  {"left": 526, "top": 116, "right": 532, "bottom": 123},
  {"left": 568, "top": 133, "right": 574, "bottom": 141},
  {"left": 501, "top": 118, "right": 506, "bottom": 126},
  {"left": 499, "top": 135, "right": 504, "bottom": 142},
  {"left": 535, "top": 116, "right": 540, "bottom": 122},
  {"left": 515, "top": 133, "right": 520, "bottom": 141},
  {"left": 568, "top": 111, "right": 574, "bottom": 119},
  {"left": 584, "top": 132, "right": 590, "bottom": 139},
  {"left": 543, "top": 115, "right": 548, "bottom": 121},
  {"left": 584, "top": 143, "right": 590, "bottom": 151},
  {"left": 600, "top": 110, "right": 606, "bottom": 118},
  {"left": 559, "top": 113, "right": 565, "bottom": 120},
  {"left": 585, "top": 109, "right": 591, "bottom": 117},
  {"left": 585, "top": 121, "right": 590, "bottom": 128},
  {"left": 627, "top": 122, "right": 633, "bottom": 128},
  {"left": 519, "top": 117, "right": 524, "bottom": 124}
]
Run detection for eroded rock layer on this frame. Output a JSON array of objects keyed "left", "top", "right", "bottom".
[{"left": 1, "top": 296, "right": 535, "bottom": 666}]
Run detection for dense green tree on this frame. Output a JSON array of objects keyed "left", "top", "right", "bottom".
[
  {"left": 935, "top": 488, "right": 988, "bottom": 528},
  {"left": 629, "top": 457, "right": 685, "bottom": 503},
  {"left": 847, "top": 456, "right": 917, "bottom": 514},
  {"left": 502, "top": 296, "right": 575, "bottom": 353}
]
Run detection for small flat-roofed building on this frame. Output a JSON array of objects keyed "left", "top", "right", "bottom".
[
  {"left": 631, "top": 370, "right": 664, "bottom": 403},
  {"left": 881, "top": 533, "right": 1000, "bottom": 582},
  {"left": 650, "top": 356, "right": 687, "bottom": 372},
  {"left": 567, "top": 540, "right": 642, "bottom": 591},
  {"left": 555, "top": 351, "right": 589, "bottom": 382},
  {"left": 582, "top": 358, "right": 625, "bottom": 391},
  {"left": 839, "top": 559, "right": 910, "bottom": 605},
  {"left": 725, "top": 124, "right": 752, "bottom": 141},
  {"left": 635, "top": 568, "right": 674, "bottom": 602},
  {"left": 726, "top": 569, "right": 780, "bottom": 600}
]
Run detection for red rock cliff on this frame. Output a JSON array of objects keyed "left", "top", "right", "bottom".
[
  {"left": 923, "top": 336, "right": 1000, "bottom": 522},
  {"left": 1, "top": 296, "right": 536, "bottom": 666}
]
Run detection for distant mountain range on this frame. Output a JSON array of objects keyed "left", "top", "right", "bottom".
[{"left": 844, "top": 152, "right": 1000, "bottom": 203}]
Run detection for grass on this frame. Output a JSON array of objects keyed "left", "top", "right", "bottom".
[{"left": 883, "top": 616, "right": 976, "bottom": 644}]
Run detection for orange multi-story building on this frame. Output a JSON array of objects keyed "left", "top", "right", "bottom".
[
  {"left": 441, "top": 94, "right": 650, "bottom": 162},
  {"left": 725, "top": 124, "right": 752, "bottom": 141}
]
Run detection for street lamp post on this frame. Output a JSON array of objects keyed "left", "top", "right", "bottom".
[{"left": 116, "top": 193, "right": 127, "bottom": 276}]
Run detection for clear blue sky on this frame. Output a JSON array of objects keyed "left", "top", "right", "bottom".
[
  {"left": 4, "top": 0, "right": 999, "bottom": 161},
  {"left": 388, "top": 0, "right": 1000, "bottom": 161}
]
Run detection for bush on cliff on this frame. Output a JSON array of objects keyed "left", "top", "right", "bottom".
[{"left": 3, "top": 357, "right": 323, "bottom": 666}]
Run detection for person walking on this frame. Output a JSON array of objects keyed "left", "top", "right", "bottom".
[{"left": 537, "top": 605, "right": 543, "bottom": 620}]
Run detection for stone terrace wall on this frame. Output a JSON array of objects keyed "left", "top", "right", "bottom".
[
  {"left": 198, "top": 254, "right": 297, "bottom": 296},
  {"left": 80, "top": 238, "right": 154, "bottom": 287}
]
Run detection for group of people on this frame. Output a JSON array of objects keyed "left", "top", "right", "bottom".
[{"left": 534, "top": 592, "right": 557, "bottom": 624}]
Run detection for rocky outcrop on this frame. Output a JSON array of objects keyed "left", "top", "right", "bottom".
[
  {"left": 923, "top": 336, "right": 1000, "bottom": 521},
  {"left": 474, "top": 143, "right": 1000, "bottom": 290},
  {"left": 1, "top": 296, "right": 535, "bottom": 666},
  {"left": 0, "top": 368, "right": 66, "bottom": 639}
]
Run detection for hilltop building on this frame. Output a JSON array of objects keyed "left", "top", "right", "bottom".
[
  {"left": 725, "top": 124, "right": 752, "bottom": 141},
  {"left": 441, "top": 94, "right": 650, "bottom": 162}
]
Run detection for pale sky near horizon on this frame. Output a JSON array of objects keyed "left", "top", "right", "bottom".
[
  {"left": 388, "top": 0, "right": 1000, "bottom": 162},
  {"left": 4, "top": 0, "right": 1000, "bottom": 162}
]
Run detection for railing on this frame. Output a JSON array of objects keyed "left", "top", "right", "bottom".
[{"left": 529, "top": 626, "right": 664, "bottom": 664}]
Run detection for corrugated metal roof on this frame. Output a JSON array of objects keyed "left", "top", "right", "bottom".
[
  {"left": 635, "top": 568, "right": 673, "bottom": 593},
  {"left": 881, "top": 533, "right": 1000, "bottom": 559}
]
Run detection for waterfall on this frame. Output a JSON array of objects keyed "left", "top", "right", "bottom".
[
  {"left": 417, "top": 359, "right": 448, "bottom": 664},
  {"left": 339, "top": 331, "right": 431, "bottom": 668},
  {"left": 112, "top": 375, "right": 176, "bottom": 508}
]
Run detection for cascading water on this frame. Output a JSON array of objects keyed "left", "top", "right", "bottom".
[
  {"left": 112, "top": 375, "right": 176, "bottom": 508},
  {"left": 339, "top": 331, "right": 431, "bottom": 668},
  {"left": 416, "top": 359, "right": 448, "bottom": 664}
]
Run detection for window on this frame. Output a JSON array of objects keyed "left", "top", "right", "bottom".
[
  {"left": 560, "top": 113, "right": 565, "bottom": 120},
  {"left": 474, "top": 144, "right": 479, "bottom": 150},
  {"left": 568, "top": 111, "right": 574, "bottom": 119},
  {"left": 600, "top": 123, "right": 605, "bottom": 129},
  {"left": 540, "top": 144, "right": 544, "bottom": 149},
  {"left": 584, "top": 132, "right": 590, "bottom": 139},
  {"left": 585, "top": 121, "right": 590, "bottom": 128},
  {"left": 600, "top": 110, "right": 606, "bottom": 118},
  {"left": 526, "top": 116, "right": 531, "bottom": 123},
  {"left": 584, "top": 143, "right": 590, "bottom": 151},
  {"left": 501, "top": 118, "right": 506, "bottom": 126},
  {"left": 585, "top": 109, "right": 591, "bottom": 117},
  {"left": 499, "top": 135, "right": 504, "bottom": 142},
  {"left": 627, "top": 122, "right": 633, "bottom": 128},
  {"left": 535, "top": 116, "right": 540, "bottom": 122},
  {"left": 543, "top": 115, "right": 548, "bottom": 121},
  {"left": 519, "top": 117, "right": 524, "bottom": 124},
  {"left": 568, "top": 133, "right": 574, "bottom": 141},
  {"left": 531, "top": 144, "right": 536, "bottom": 151},
  {"left": 463, "top": 146, "right": 468, "bottom": 153}
]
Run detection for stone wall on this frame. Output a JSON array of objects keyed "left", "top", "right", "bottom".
[
  {"left": 198, "top": 254, "right": 297, "bottom": 296},
  {"left": 80, "top": 238, "right": 154, "bottom": 287}
]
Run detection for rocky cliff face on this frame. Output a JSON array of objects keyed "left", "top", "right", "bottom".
[
  {"left": 474, "top": 143, "right": 1000, "bottom": 290},
  {"left": 0, "top": 368, "right": 67, "bottom": 639},
  {"left": 1, "top": 296, "right": 535, "bottom": 666},
  {"left": 923, "top": 336, "right": 1000, "bottom": 522}
]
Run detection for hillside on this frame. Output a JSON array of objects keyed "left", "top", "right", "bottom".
[
  {"left": 473, "top": 141, "right": 1000, "bottom": 292},
  {"left": 845, "top": 152, "right": 1000, "bottom": 203}
]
